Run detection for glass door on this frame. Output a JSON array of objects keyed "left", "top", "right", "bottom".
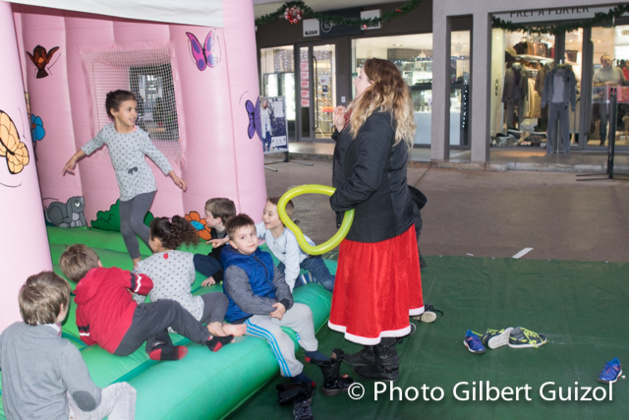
[
  {"left": 313, "top": 44, "right": 336, "bottom": 139},
  {"left": 297, "top": 43, "right": 336, "bottom": 141}
]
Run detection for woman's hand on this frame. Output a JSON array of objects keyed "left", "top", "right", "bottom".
[{"left": 333, "top": 105, "right": 347, "bottom": 132}]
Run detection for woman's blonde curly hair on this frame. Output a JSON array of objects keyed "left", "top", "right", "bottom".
[{"left": 348, "top": 58, "right": 416, "bottom": 148}]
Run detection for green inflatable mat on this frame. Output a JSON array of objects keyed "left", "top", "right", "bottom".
[{"left": 0, "top": 227, "right": 333, "bottom": 420}]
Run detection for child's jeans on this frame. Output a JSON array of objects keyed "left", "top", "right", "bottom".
[
  {"left": 278, "top": 256, "right": 335, "bottom": 292},
  {"left": 69, "top": 382, "right": 136, "bottom": 419}
]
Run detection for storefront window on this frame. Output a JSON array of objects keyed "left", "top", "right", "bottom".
[
  {"left": 492, "top": 31, "right": 556, "bottom": 148},
  {"left": 260, "top": 46, "right": 296, "bottom": 138},
  {"left": 589, "top": 26, "right": 629, "bottom": 148},
  {"left": 352, "top": 32, "right": 470, "bottom": 146}
]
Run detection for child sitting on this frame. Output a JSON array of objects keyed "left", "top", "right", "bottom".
[
  {"left": 136, "top": 216, "right": 245, "bottom": 338},
  {"left": 221, "top": 214, "right": 328, "bottom": 386},
  {"left": 0, "top": 271, "right": 136, "bottom": 419},
  {"left": 193, "top": 197, "right": 236, "bottom": 286},
  {"left": 256, "top": 197, "right": 335, "bottom": 292},
  {"left": 59, "top": 244, "right": 233, "bottom": 361}
]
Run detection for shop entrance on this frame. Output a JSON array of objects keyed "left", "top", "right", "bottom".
[{"left": 297, "top": 43, "right": 336, "bottom": 141}]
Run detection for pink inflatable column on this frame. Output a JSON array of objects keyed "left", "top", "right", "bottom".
[
  {"left": 175, "top": 0, "right": 267, "bottom": 219},
  {"left": 222, "top": 0, "right": 268, "bottom": 218},
  {"left": 0, "top": 1, "right": 52, "bottom": 332}
]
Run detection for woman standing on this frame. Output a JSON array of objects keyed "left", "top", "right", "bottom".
[{"left": 329, "top": 58, "right": 424, "bottom": 381}]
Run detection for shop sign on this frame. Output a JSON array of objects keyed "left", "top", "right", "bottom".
[
  {"left": 303, "top": 19, "right": 319, "bottom": 37},
  {"left": 361, "top": 10, "right": 381, "bottom": 30},
  {"left": 495, "top": 6, "right": 615, "bottom": 24}
]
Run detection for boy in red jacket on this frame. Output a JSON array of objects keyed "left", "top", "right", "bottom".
[{"left": 59, "top": 244, "right": 233, "bottom": 360}]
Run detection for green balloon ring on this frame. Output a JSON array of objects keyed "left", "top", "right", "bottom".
[{"left": 277, "top": 184, "right": 354, "bottom": 255}]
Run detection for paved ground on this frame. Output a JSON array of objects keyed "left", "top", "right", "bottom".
[{"left": 264, "top": 159, "right": 629, "bottom": 264}]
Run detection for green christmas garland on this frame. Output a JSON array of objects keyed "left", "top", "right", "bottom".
[
  {"left": 255, "top": 0, "right": 422, "bottom": 27},
  {"left": 492, "top": 4, "right": 629, "bottom": 35}
]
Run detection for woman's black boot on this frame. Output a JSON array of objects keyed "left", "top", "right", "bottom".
[
  {"left": 343, "top": 345, "right": 375, "bottom": 366},
  {"left": 353, "top": 338, "right": 399, "bottom": 381}
]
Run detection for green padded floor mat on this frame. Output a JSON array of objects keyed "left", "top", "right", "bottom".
[{"left": 227, "top": 255, "right": 629, "bottom": 420}]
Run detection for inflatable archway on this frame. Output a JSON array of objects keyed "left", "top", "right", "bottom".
[{"left": 0, "top": 0, "right": 267, "bottom": 332}]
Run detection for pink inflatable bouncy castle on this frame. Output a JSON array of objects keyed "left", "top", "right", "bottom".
[{"left": 0, "top": 0, "right": 266, "bottom": 332}]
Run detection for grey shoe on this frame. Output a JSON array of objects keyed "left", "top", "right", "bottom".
[{"left": 480, "top": 327, "right": 514, "bottom": 349}]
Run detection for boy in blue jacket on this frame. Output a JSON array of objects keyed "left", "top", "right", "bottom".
[{"left": 221, "top": 213, "right": 326, "bottom": 385}]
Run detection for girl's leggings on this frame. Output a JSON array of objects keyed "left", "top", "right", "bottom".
[{"left": 119, "top": 191, "right": 156, "bottom": 259}]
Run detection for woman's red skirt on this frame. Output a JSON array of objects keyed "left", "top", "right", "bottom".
[{"left": 328, "top": 225, "right": 424, "bottom": 345}]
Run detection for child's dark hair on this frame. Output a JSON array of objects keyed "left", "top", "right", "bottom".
[
  {"left": 19, "top": 271, "right": 71, "bottom": 326},
  {"left": 150, "top": 215, "right": 199, "bottom": 250},
  {"left": 106, "top": 90, "right": 136, "bottom": 119},
  {"left": 59, "top": 244, "right": 100, "bottom": 283},
  {"left": 225, "top": 214, "right": 255, "bottom": 239},
  {"left": 205, "top": 198, "right": 236, "bottom": 222},
  {"left": 268, "top": 196, "right": 294, "bottom": 219}
]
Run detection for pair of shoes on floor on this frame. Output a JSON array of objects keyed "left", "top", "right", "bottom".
[
  {"left": 465, "top": 326, "right": 547, "bottom": 354},
  {"left": 598, "top": 358, "right": 622, "bottom": 384},
  {"left": 481, "top": 326, "right": 547, "bottom": 349}
]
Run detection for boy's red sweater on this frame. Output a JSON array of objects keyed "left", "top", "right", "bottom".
[{"left": 73, "top": 266, "right": 153, "bottom": 353}]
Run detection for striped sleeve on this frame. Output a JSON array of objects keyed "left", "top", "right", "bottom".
[{"left": 129, "top": 272, "right": 153, "bottom": 295}]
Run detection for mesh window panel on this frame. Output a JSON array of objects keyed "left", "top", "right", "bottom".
[{"left": 81, "top": 47, "right": 181, "bottom": 161}]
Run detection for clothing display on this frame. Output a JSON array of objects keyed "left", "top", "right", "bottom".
[
  {"left": 502, "top": 63, "right": 528, "bottom": 128},
  {"left": 541, "top": 65, "right": 577, "bottom": 154}
]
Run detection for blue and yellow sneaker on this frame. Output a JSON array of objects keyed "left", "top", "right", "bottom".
[
  {"left": 598, "top": 358, "right": 622, "bottom": 384},
  {"left": 508, "top": 326, "right": 547, "bottom": 348},
  {"left": 481, "top": 327, "right": 514, "bottom": 349},
  {"left": 464, "top": 330, "right": 486, "bottom": 354}
]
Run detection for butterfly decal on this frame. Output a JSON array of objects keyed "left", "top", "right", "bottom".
[
  {"left": 0, "top": 110, "right": 30, "bottom": 174},
  {"left": 26, "top": 45, "right": 60, "bottom": 79},
  {"left": 245, "top": 98, "right": 262, "bottom": 140},
  {"left": 186, "top": 30, "right": 220, "bottom": 71}
]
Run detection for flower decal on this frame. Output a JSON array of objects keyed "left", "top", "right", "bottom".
[
  {"left": 31, "top": 114, "right": 45, "bottom": 141},
  {"left": 0, "top": 110, "right": 30, "bottom": 174},
  {"left": 185, "top": 211, "right": 212, "bottom": 241},
  {"left": 30, "top": 114, "right": 45, "bottom": 161}
]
